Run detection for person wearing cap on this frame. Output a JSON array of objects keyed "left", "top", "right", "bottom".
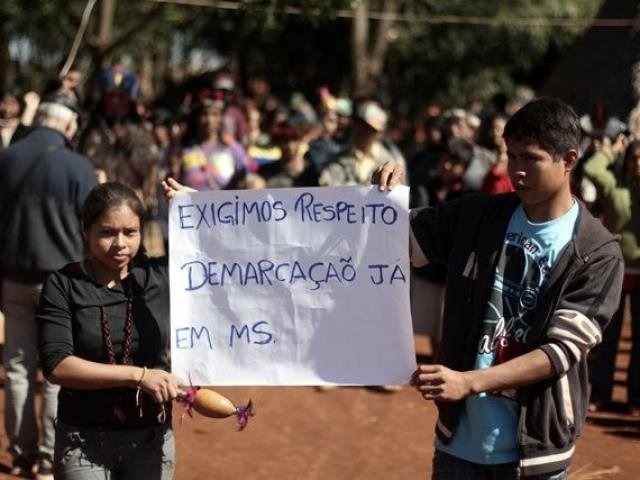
[
  {"left": 318, "top": 100, "right": 405, "bottom": 187},
  {"left": 0, "top": 90, "right": 97, "bottom": 478},
  {"left": 442, "top": 108, "right": 496, "bottom": 192},
  {"left": 576, "top": 117, "right": 628, "bottom": 212},
  {"left": 258, "top": 120, "right": 318, "bottom": 188},
  {"left": 584, "top": 131, "right": 640, "bottom": 417}
]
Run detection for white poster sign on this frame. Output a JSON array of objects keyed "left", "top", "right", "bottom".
[{"left": 169, "top": 185, "right": 415, "bottom": 386}]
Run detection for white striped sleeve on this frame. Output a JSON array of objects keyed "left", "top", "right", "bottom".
[{"left": 540, "top": 309, "right": 602, "bottom": 374}]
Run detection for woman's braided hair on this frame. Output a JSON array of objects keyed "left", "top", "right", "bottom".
[{"left": 99, "top": 282, "right": 134, "bottom": 365}]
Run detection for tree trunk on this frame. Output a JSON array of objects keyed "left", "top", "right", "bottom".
[
  {"left": 153, "top": 45, "right": 170, "bottom": 98},
  {"left": 368, "top": 0, "right": 399, "bottom": 81},
  {"left": 97, "top": 0, "right": 116, "bottom": 56},
  {"left": 85, "top": 1, "right": 163, "bottom": 104},
  {"left": 84, "top": 0, "right": 117, "bottom": 105},
  {"left": 351, "top": 0, "right": 399, "bottom": 99},
  {"left": 140, "top": 49, "right": 154, "bottom": 100},
  {"left": 0, "top": 26, "right": 12, "bottom": 90},
  {"left": 352, "top": 0, "right": 370, "bottom": 98}
]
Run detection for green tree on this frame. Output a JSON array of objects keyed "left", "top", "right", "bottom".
[
  {"left": 390, "top": 0, "right": 603, "bottom": 110},
  {"left": 0, "top": 0, "right": 176, "bottom": 95},
  {"left": 0, "top": 0, "right": 605, "bottom": 113}
]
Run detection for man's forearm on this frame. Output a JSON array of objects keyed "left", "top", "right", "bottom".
[{"left": 464, "top": 348, "right": 555, "bottom": 395}]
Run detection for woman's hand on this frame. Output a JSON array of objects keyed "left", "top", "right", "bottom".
[
  {"left": 139, "top": 368, "right": 184, "bottom": 404},
  {"left": 372, "top": 162, "right": 405, "bottom": 191},
  {"left": 162, "top": 177, "right": 196, "bottom": 202}
]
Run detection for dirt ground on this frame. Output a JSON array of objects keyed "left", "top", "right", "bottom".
[{"left": 0, "top": 334, "right": 637, "bottom": 479}]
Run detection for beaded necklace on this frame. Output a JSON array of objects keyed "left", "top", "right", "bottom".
[
  {"left": 88, "top": 261, "right": 134, "bottom": 422},
  {"left": 87, "top": 260, "right": 167, "bottom": 424}
]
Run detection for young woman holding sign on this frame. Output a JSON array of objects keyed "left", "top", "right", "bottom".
[
  {"left": 37, "top": 180, "right": 246, "bottom": 479},
  {"left": 37, "top": 182, "right": 180, "bottom": 479}
]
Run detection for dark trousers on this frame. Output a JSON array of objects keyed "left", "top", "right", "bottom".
[
  {"left": 432, "top": 450, "right": 568, "bottom": 480},
  {"left": 590, "top": 290, "right": 640, "bottom": 405}
]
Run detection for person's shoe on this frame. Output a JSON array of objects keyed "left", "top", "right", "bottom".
[
  {"left": 368, "top": 385, "right": 402, "bottom": 393},
  {"left": 629, "top": 404, "right": 640, "bottom": 418},
  {"left": 10, "top": 455, "right": 35, "bottom": 478},
  {"left": 587, "top": 399, "right": 607, "bottom": 414},
  {"left": 35, "top": 457, "right": 53, "bottom": 480}
]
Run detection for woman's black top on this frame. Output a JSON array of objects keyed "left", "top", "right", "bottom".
[{"left": 37, "top": 256, "right": 172, "bottom": 430}]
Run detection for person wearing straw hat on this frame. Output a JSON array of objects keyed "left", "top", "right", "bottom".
[{"left": 319, "top": 100, "right": 405, "bottom": 188}]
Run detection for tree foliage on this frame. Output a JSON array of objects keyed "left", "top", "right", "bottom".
[
  {"left": 0, "top": 0, "right": 605, "bottom": 113},
  {"left": 390, "top": 0, "right": 604, "bottom": 110}
]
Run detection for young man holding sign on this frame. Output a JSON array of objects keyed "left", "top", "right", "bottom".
[{"left": 376, "top": 97, "right": 623, "bottom": 479}]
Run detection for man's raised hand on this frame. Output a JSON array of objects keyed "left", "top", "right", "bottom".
[{"left": 372, "top": 162, "right": 405, "bottom": 191}]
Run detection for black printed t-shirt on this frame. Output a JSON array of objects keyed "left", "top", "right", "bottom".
[{"left": 37, "top": 257, "right": 172, "bottom": 430}]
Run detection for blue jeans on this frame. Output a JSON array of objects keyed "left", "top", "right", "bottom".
[
  {"left": 432, "top": 450, "right": 568, "bottom": 480},
  {"left": 590, "top": 290, "right": 640, "bottom": 405},
  {"left": 53, "top": 421, "right": 175, "bottom": 479},
  {"left": 2, "top": 279, "right": 59, "bottom": 462}
]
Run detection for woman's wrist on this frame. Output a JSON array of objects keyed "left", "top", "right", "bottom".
[
  {"left": 137, "top": 366, "right": 148, "bottom": 386},
  {"left": 135, "top": 366, "right": 148, "bottom": 416},
  {"left": 126, "top": 365, "right": 146, "bottom": 388}
]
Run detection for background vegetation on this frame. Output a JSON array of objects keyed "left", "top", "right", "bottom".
[{"left": 0, "top": 0, "right": 608, "bottom": 114}]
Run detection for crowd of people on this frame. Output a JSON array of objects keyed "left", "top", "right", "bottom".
[{"left": 0, "top": 62, "right": 638, "bottom": 479}]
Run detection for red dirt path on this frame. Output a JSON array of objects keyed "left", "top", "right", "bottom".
[{"left": 0, "top": 335, "right": 638, "bottom": 479}]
